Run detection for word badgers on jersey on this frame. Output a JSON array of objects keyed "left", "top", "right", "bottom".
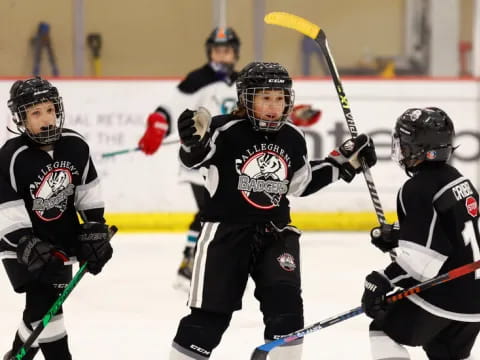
[
  {"left": 32, "top": 183, "right": 75, "bottom": 211},
  {"left": 237, "top": 175, "right": 289, "bottom": 194}
]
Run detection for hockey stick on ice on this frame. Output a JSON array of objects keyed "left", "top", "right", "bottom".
[
  {"left": 265, "top": 12, "right": 386, "bottom": 225},
  {"left": 11, "top": 225, "right": 118, "bottom": 360},
  {"left": 250, "top": 258, "right": 480, "bottom": 359},
  {"left": 101, "top": 138, "right": 181, "bottom": 158}
]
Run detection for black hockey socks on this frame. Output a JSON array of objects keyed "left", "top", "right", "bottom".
[
  {"left": 172, "top": 309, "right": 232, "bottom": 358},
  {"left": 10, "top": 332, "right": 39, "bottom": 360},
  {"left": 39, "top": 335, "right": 72, "bottom": 360}
]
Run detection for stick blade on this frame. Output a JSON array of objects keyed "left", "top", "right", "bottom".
[
  {"left": 250, "top": 348, "right": 269, "bottom": 360},
  {"left": 264, "top": 12, "right": 320, "bottom": 40}
]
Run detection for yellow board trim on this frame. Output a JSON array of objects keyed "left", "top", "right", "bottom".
[
  {"left": 104, "top": 212, "right": 398, "bottom": 233},
  {"left": 264, "top": 12, "right": 320, "bottom": 40}
]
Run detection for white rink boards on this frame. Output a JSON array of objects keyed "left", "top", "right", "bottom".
[{"left": 1, "top": 232, "right": 478, "bottom": 359}]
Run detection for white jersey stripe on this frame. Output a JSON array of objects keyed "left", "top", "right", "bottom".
[
  {"left": 396, "top": 240, "right": 447, "bottom": 281},
  {"left": 9, "top": 145, "right": 28, "bottom": 191},
  {"left": 74, "top": 178, "right": 105, "bottom": 211},
  {"left": 0, "top": 200, "right": 32, "bottom": 239}
]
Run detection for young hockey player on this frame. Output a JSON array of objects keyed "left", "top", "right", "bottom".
[
  {"left": 1, "top": 77, "right": 113, "bottom": 360},
  {"left": 168, "top": 61, "right": 377, "bottom": 359},
  {"left": 137, "top": 27, "right": 321, "bottom": 289},
  {"left": 138, "top": 26, "right": 241, "bottom": 288},
  {"left": 362, "top": 107, "right": 480, "bottom": 359}
]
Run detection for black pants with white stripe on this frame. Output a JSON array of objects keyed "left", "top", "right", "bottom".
[
  {"left": 174, "top": 222, "right": 303, "bottom": 358},
  {"left": 188, "top": 183, "right": 206, "bottom": 234},
  {"left": 188, "top": 221, "right": 301, "bottom": 312}
]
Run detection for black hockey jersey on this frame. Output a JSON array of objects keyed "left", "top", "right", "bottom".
[
  {"left": 383, "top": 163, "right": 480, "bottom": 320},
  {"left": 180, "top": 114, "right": 341, "bottom": 224},
  {"left": 0, "top": 129, "right": 104, "bottom": 260},
  {"left": 178, "top": 63, "right": 238, "bottom": 94}
]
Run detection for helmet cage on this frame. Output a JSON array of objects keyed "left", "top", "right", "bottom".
[
  {"left": 240, "top": 87, "right": 295, "bottom": 132},
  {"left": 9, "top": 85, "right": 65, "bottom": 145}
]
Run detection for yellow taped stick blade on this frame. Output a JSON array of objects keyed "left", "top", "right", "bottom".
[{"left": 264, "top": 12, "right": 320, "bottom": 40}]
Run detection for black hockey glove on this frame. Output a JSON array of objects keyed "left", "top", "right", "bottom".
[
  {"left": 327, "top": 134, "right": 377, "bottom": 182},
  {"left": 361, "top": 271, "right": 393, "bottom": 324},
  {"left": 371, "top": 223, "right": 400, "bottom": 252},
  {"left": 178, "top": 108, "right": 211, "bottom": 147},
  {"left": 16, "top": 234, "right": 66, "bottom": 281},
  {"left": 77, "top": 222, "right": 113, "bottom": 275}
]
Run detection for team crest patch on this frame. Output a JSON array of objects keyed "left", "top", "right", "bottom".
[
  {"left": 236, "top": 149, "right": 289, "bottom": 209},
  {"left": 277, "top": 253, "right": 296, "bottom": 272},
  {"left": 466, "top": 196, "right": 478, "bottom": 217},
  {"left": 30, "top": 167, "right": 76, "bottom": 221}
]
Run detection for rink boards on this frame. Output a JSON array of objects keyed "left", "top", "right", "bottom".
[{"left": 0, "top": 78, "right": 478, "bottom": 230}]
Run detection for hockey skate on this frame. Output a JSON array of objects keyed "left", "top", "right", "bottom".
[{"left": 173, "top": 246, "right": 195, "bottom": 292}]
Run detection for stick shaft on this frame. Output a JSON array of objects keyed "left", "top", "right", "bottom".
[
  {"left": 101, "top": 139, "right": 181, "bottom": 158},
  {"left": 315, "top": 31, "right": 386, "bottom": 224},
  {"left": 250, "top": 256, "right": 480, "bottom": 359},
  {"left": 12, "top": 226, "right": 118, "bottom": 360},
  {"left": 265, "top": 12, "right": 386, "bottom": 224},
  {"left": 12, "top": 264, "right": 88, "bottom": 359}
]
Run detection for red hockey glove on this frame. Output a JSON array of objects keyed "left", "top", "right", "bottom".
[
  {"left": 290, "top": 104, "right": 322, "bottom": 127},
  {"left": 138, "top": 110, "right": 170, "bottom": 155}
]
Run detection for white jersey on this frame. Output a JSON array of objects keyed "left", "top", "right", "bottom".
[{"left": 162, "top": 63, "right": 238, "bottom": 185}]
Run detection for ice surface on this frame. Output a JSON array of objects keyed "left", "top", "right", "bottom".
[{"left": 1, "top": 232, "right": 478, "bottom": 359}]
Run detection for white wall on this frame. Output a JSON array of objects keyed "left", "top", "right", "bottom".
[{"left": 0, "top": 79, "right": 478, "bottom": 213}]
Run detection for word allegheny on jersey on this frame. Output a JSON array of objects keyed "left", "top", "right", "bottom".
[
  {"left": 31, "top": 162, "right": 79, "bottom": 220},
  {"left": 0, "top": 128, "right": 104, "bottom": 258}
]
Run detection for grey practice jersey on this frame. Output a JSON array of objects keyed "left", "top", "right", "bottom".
[
  {"left": 383, "top": 163, "right": 480, "bottom": 321},
  {"left": 0, "top": 129, "right": 104, "bottom": 260}
]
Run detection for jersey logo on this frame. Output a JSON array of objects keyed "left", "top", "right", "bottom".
[
  {"left": 221, "top": 98, "right": 236, "bottom": 114},
  {"left": 31, "top": 168, "right": 75, "bottom": 221},
  {"left": 277, "top": 252, "right": 296, "bottom": 271},
  {"left": 466, "top": 196, "right": 478, "bottom": 218},
  {"left": 237, "top": 150, "right": 289, "bottom": 209}
]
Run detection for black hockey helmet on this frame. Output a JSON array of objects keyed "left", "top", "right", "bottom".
[
  {"left": 7, "top": 77, "right": 64, "bottom": 145},
  {"left": 392, "top": 107, "right": 454, "bottom": 170},
  {"left": 205, "top": 27, "right": 241, "bottom": 60},
  {"left": 236, "top": 62, "right": 294, "bottom": 132}
]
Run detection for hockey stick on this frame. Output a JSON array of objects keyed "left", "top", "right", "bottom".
[
  {"left": 250, "top": 258, "right": 480, "bottom": 359},
  {"left": 101, "top": 138, "right": 181, "bottom": 158},
  {"left": 265, "top": 12, "right": 386, "bottom": 224},
  {"left": 11, "top": 225, "right": 118, "bottom": 360}
]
